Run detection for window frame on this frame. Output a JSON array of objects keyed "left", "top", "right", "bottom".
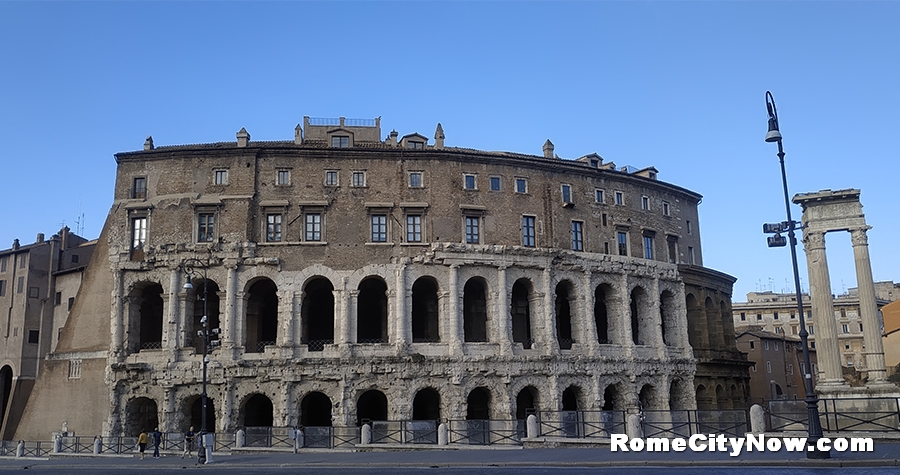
[
  {"left": 561, "top": 184, "right": 573, "bottom": 204},
  {"left": 266, "top": 213, "right": 283, "bottom": 242},
  {"left": 197, "top": 211, "right": 217, "bottom": 243},
  {"left": 464, "top": 215, "right": 480, "bottom": 244},
  {"left": 489, "top": 176, "right": 501, "bottom": 191},
  {"left": 515, "top": 178, "right": 528, "bottom": 194},
  {"left": 304, "top": 212, "right": 323, "bottom": 242},
  {"left": 643, "top": 234, "right": 654, "bottom": 260},
  {"left": 406, "top": 214, "right": 423, "bottom": 243},
  {"left": 331, "top": 135, "right": 350, "bottom": 148},
  {"left": 463, "top": 174, "right": 477, "bottom": 190},
  {"left": 408, "top": 171, "right": 424, "bottom": 188},
  {"left": 351, "top": 170, "right": 367, "bottom": 188},
  {"left": 325, "top": 170, "right": 339, "bottom": 186},
  {"left": 213, "top": 169, "right": 228, "bottom": 185},
  {"left": 615, "top": 191, "right": 624, "bottom": 205},
  {"left": 370, "top": 214, "right": 388, "bottom": 243},
  {"left": 522, "top": 215, "right": 536, "bottom": 247},
  {"left": 276, "top": 169, "right": 291, "bottom": 186},
  {"left": 595, "top": 189, "right": 604, "bottom": 204},
  {"left": 641, "top": 196, "right": 650, "bottom": 210},
  {"left": 571, "top": 220, "right": 584, "bottom": 251},
  {"left": 617, "top": 230, "right": 629, "bottom": 256},
  {"left": 662, "top": 200, "right": 671, "bottom": 216},
  {"left": 132, "top": 176, "right": 147, "bottom": 199},
  {"left": 132, "top": 216, "right": 148, "bottom": 250}
]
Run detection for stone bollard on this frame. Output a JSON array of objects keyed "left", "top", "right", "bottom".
[
  {"left": 626, "top": 414, "right": 643, "bottom": 439},
  {"left": 437, "top": 423, "right": 448, "bottom": 445},
  {"left": 750, "top": 404, "right": 766, "bottom": 434},
  {"left": 360, "top": 423, "right": 372, "bottom": 445},
  {"left": 93, "top": 436, "right": 102, "bottom": 454},
  {"left": 293, "top": 429, "right": 303, "bottom": 453},
  {"left": 53, "top": 436, "right": 62, "bottom": 453},
  {"left": 526, "top": 414, "right": 539, "bottom": 439},
  {"left": 235, "top": 429, "right": 245, "bottom": 448},
  {"left": 16, "top": 441, "right": 24, "bottom": 458}
]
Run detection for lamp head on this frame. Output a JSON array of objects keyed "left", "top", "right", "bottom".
[
  {"left": 765, "top": 91, "right": 782, "bottom": 143},
  {"left": 183, "top": 275, "right": 193, "bottom": 290}
]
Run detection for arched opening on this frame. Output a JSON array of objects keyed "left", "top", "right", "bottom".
[
  {"left": 125, "top": 397, "right": 159, "bottom": 436},
  {"left": 191, "top": 279, "right": 221, "bottom": 354},
  {"left": 138, "top": 283, "right": 164, "bottom": 351},
  {"left": 602, "top": 384, "right": 622, "bottom": 411},
  {"left": 357, "top": 278, "right": 388, "bottom": 343},
  {"left": 511, "top": 279, "right": 533, "bottom": 349},
  {"left": 695, "top": 384, "right": 713, "bottom": 410},
  {"left": 412, "top": 277, "right": 440, "bottom": 342},
  {"left": 562, "top": 386, "right": 580, "bottom": 411},
  {"left": 595, "top": 285, "right": 610, "bottom": 344},
  {"left": 300, "top": 392, "right": 333, "bottom": 427},
  {"left": 685, "top": 294, "right": 705, "bottom": 349},
  {"left": 639, "top": 384, "right": 658, "bottom": 410},
  {"left": 715, "top": 384, "right": 729, "bottom": 410},
  {"left": 555, "top": 281, "right": 574, "bottom": 350},
  {"left": 241, "top": 394, "right": 274, "bottom": 427},
  {"left": 356, "top": 390, "right": 388, "bottom": 426},
  {"left": 302, "top": 278, "right": 334, "bottom": 351},
  {"left": 466, "top": 387, "right": 491, "bottom": 420},
  {"left": 412, "top": 388, "right": 441, "bottom": 420},
  {"left": 246, "top": 279, "right": 278, "bottom": 353},
  {"left": 0, "top": 366, "right": 13, "bottom": 431},
  {"left": 659, "top": 290, "right": 676, "bottom": 346},
  {"left": 561, "top": 386, "right": 582, "bottom": 437},
  {"left": 463, "top": 277, "right": 488, "bottom": 342},
  {"left": 187, "top": 395, "right": 217, "bottom": 433},
  {"left": 705, "top": 297, "right": 722, "bottom": 349},
  {"left": 630, "top": 287, "right": 648, "bottom": 345},
  {"left": 515, "top": 386, "right": 538, "bottom": 439}
]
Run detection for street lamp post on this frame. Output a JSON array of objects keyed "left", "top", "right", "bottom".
[
  {"left": 763, "top": 91, "right": 830, "bottom": 459},
  {"left": 182, "top": 258, "right": 215, "bottom": 464}
]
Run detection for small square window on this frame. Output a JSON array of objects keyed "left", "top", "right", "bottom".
[
  {"left": 409, "top": 172, "right": 423, "bottom": 188},
  {"left": 663, "top": 201, "right": 670, "bottom": 216},
  {"left": 740, "top": 312, "right": 746, "bottom": 321},
  {"left": 595, "top": 189, "right": 604, "bottom": 203},
  {"left": 305, "top": 213, "right": 322, "bottom": 241},
  {"left": 407, "top": 215, "right": 422, "bottom": 242},
  {"left": 352, "top": 171, "right": 366, "bottom": 187},
  {"left": 132, "top": 177, "right": 147, "bottom": 199},
  {"left": 464, "top": 174, "right": 476, "bottom": 190},
  {"left": 749, "top": 340, "right": 755, "bottom": 349},
  {"left": 266, "top": 214, "right": 283, "bottom": 242},
  {"left": 71, "top": 254, "right": 79, "bottom": 263},
  {"left": 561, "top": 184, "right": 572, "bottom": 204},
  {"left": 615, "top": 191, "right": 624, "bottom": 205},
  {"left": 28, "top": 286, "right": 39, "bottom": 298},
  {"left": 489, "top": 176, "right": 501, "bottom": 191},
  {"left": 774, "top": 312, "right": 779, "bottom": 320},
  {"left": 332, "top": 136, "right": 350, "bottom": 148},
  {"left": 465, "top": 216, "right": 480, "bottom": 244},
  {"left": 515, "top": 178, "right": 527, "bottom": 194},
  {"left": 277, "top": 169, "right": 291, "bottom": 186},
  {"left": 325, "top": 170, "right": 339, "bottom": 186},
  {"left": 28, "top": 330, "right": 39, "bottom": 344},
  {"left": 641, "top": 196, "right": 650, "bottom": 210},
  {"left": 571, "top": 221, "right": 583, "bottom": 251},
  {"left": 371, "top": 215, "right": 387, "bottom": 242},
  {"left": 214, "top": 169, "right": 228, "bottom": 185}
]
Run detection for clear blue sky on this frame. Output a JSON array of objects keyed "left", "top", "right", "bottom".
[{"left": 2, "top": 1, "right": 897, "bottom": 300}]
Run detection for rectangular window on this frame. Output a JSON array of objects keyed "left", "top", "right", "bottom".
[
  {"left": 325, "top": 170, "right": 339, "bottom": 186},
  {"left": 489, "top": 176, "right": 501, "bottom": 191},
  {"left": 757, "top": 313, "right": 762, "bottom": 320},
  {"left": 132, "top": 177, "right": 147, "bottom": 199},
  {"left": 667, "top": 237, "right": 677, "bottom": 264},
  {"left": 859, "top": 323, "right": 864, "bottom": 332},
  {"left": 0, "top": 280, "right": 6, "bottom": 297},
  {"left": 617, "top": 231, "right": 628, "bottom": 256},
  {"left": 595, "top": 189, "right": 604, "bottom": 203},
  {"left": 765, "top": 341, "right": 769, "bottom": 350},
  {"left": 407, "top": 215, "right": 422, "bottom": 242},
  {"left": 688, "top": 246, "right": 695, "bottom": 265},
  {"left": 740, "top": 312, "right": 746, "bottom": 321},
  {"left": 352, "top": 171, "right": 366, "bottom": 187},
  {"left": 842, "top": 324, "right": 849, "bottom": 334},
  {"left": 305, "top": 213, "right": 322, "bottom": 241},
  {"left": 791, "top": 312, "right": 796, "bottom": 319},
  {"left": 198, "top": 213, "right": 215, "bottom": 242},
  {"left": 641, "top": 196, "right": 649, "bottom": 210},
  {"left": 214, "top": 169, "right": 228, "bottom": 185},
  {"left": 19, "top": 256, "right": 26, "bottom": 268},
  {"left": 28, "top": 286, "right": 39, "bottom": 298},
  {"left": 132, "top": 217, "right": 147, "bottom": 249},
  {"left": 643, "top": 235, "right": 654, "bottom": 259},
  {"left": 603, "top": 242, "right": 610, "bottom": 254},
  {"left": 277, "top": 169, "right": 291, "bottom": 185},
  {"left": 766, "top": 361, "right": 771, "bottom": 373},
  {"left": 68, "top": 359, "right": 83, "bottom": 379},
  {"left": 55, "top": 292, "right": 62, "bottom": 305},
  {"left": 465, "top": 216, "right": 480, "bottom": 244},
  {"left": 71, "top": 254, "right": 79, "bottom": 263},
  {"left": 774, "top": 312, "right": 779, "bottom": 320},
  {"left": 601, "top": 213, "right": 607, "bottom": 227},
  {"left": 266, "top": 214, "right": 283, "bottom": 242},
  {"left": 522, "top": 216, "right": 536, "bottom": 247},
  {"left": 808, "top": 325, "right": 814, "bottom": 335},
  {"left": 663, "top": 201, "right": 670, "bottom": 216},
  {"left": 332, "top": 136, "right": 350, "bottom": 148},
  {"left": 409, "top": 172, "right": 423, "bottom": 188},
  {"left": 28, "top": 330, "right": 39, "bottom": 344},
  {"left": 749, "top": 340, "right": 755, "bottom": 349},
  {"left": 516, "top": 178, "right": 527, "bottom": 193},
  {"left": 464, "top": 174, "right": 476, "bottom": 190},
  {"left": 615, "top": 191, "right": 624, "bottom": 205},
  {"left": 686, "top": 220, "right": 692, "bottom": 235},
  {"left": 561, "top": 184, "right": 572, "bottom": 204},
  {"left": 408, "top": 140, "right": 425, "bottom": 149},
  {"left": 0, "top": 256, "right": 6, "bottom": 272},
  {"left": 17, "top": 276, "right": 25, "bottom": 293},
  {"left": 371, "top": 215, "right": 387, "bottom": 242},
  {"left": 571, "top": 221, "right": 583, "bottom": 251},
  {"left": 68, "top": 297, "right": 75, "bottom": 311}
]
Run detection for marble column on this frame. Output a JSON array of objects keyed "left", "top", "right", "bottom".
[
  {"left": 802, "top": 231, "right": 846, "bottom": 387},
  {"left": 495, "top": 266, "right": 511, "bottom": 355},
  {"left": 221, "top": 263, "right": 238, "bottom": 354},
  {"left": 395, "top": 263, "right": 409, "bottom": 349},
  {"left": 582, "top": 270, "right": 600, "bottom": 354},
  {"left": 850, "top": 227, "right": 888, "bottom": 383},
  {"left": 347, "top": 290, "right": 359, "bottom": 344},
  {"left": 448, "top": 264, "right": 462, "bottom": 356}
]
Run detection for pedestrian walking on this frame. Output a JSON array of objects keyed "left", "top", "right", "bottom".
[
  {"left": 137, "top": 429, "right": 148, "bottom": 460},
  {"left": 152, "top": 428, "right": 162, "bottom": 458},
  {"left": 182, "top": 426, "right": 195, "bottom": 458}
]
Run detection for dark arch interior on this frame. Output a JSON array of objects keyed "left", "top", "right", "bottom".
[
  {"left": 357, "top": 390, "right": 388, "bottom": 425},
  {"left": 412, "top": 388, "right": 441, "bottom": 420},
  {"left": 463, "top": 278, "right": 488, "bottom": 342},
  {"left": 125, "top": 397, "right": 159, "bottom": 436},
  {"left": 243, "top": 394, "right": 274, "bottom": 427},
  {"left": 466, "top": 387, "right": 491, "bottom": 420},
  {"left": 515, "top": 387, "right": 537, "bottom": 420},
  {"left": 511, "top": 280, "right": 532, "bottom": 349},
  {"left": 192, "top": 280, "right": 221, "bottom": 354},
  {"left": 595, "top": 286, "right": 610, "bottom": 344},
  {"left": 0, "top": 366, "right": 12, "bottom": 430},
  {"left": 412, "top": 278, "right": 440, "bottom": 342},
  {"left": 630, "top": 288, "right": 644, "bottom": 345},
  {"left": 300, "top": 392, "right": 333, "bottom": 427},
  {"left": 302, "top": 278, "right": 335, "bottom": 351},
  {"left": 189, "top": 396, "right": 217, "bottom": 433},
  {"left": 555, "top": 282, "right": 574, "bottom": 349},
  {"left": 602, "top": 385, "right": 618, "bottom": 411},
  {"left": 247, "top": 279, "right": 278, "bottom": 353},
  {"left": 562, "top": 386, "right": 579, "bottom": 411},
  {"left": 139, "top": 284, "right": 164, "bottom": 350},
  {"left": 358, "top": 279, "right": 388, "bottom": 343}
]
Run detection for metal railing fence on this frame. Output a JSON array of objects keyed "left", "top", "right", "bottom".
[
  {"left": 641, "top": 410, "right": 749, "bottom": 438},
  {"left": 536, "top": 410, "right": 626, "bottom": 438},
  {"left": 768, "top": 397, "right": 900, "bottom": 433},
  {"left": 446, "top": 419, "right": 522, "bottom": 445}
]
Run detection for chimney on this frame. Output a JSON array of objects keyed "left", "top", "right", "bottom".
[
  {"left": 388, "top": 130, "right": 399, "bottom": 147},
  {"left": 434, "top": 123, "right": 445, "bottom": 150},
  {"left": 12, "top": 239, "right": 20, "bottom": 250},
  {"left": 236, "top": 127, "right": 250, "bottom": 147},
  {"left": 294, "top": 124, "right": 303, "bottom": 145},
  {"left": 144, "top": 136, "right": 154, "bottom": 151},
  {"left": 36, "top": 233, "right": 44, "bottom": 243},
  {"left": 543, "top": 139, "right": 554, "bottom": 158}
]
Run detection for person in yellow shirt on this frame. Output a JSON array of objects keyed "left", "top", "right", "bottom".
[{"left": 137, "top": 429, "right": 149, "bottom": 460}]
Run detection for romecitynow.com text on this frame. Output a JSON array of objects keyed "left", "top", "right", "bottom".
[{"left": 610, "top": 434, "right": 873, "bottom": 456}]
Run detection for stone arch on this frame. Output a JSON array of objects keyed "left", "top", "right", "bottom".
[
  {"left": 638, "top": 383, "right": 662, "bottom": 410},
  {"left": 129, "top": 281, "right": 163, "bottom": 353},
  {"left": 695, "top": 384, "right": 713, "bottom": 410},
  {"left": 412, "top": 276, "right": 440, "bottom": 343},
  {"left": 189, "top": 279, "right": 221, "bottom": 354},
  {"left": 601, "top": 383, "right": 626, "bottom": 411},
  {"left": 246, "top": 278, "right": 278, "bottom": 353},
  {"left": 685, "top": 293, "right": 705, "bottom": 349},
  {"left": 0, "top": 365, "right": 12, "bottom": 431},
  {"left": 466, "top": 387, "right": 492, "bottom": 420},
  {"left": 561, "top": 385, "right": 581, "bottom": 411},
  {"left": 300, "top": 391, "right": 333, "bottom": 427},
  {"left": 514, "top": 385, "right": 539, "bottom": 420},
  {"left": 240, "top": 393, "right": 274, "bottom": 427},
  {"left": 125, "top": 397, "right": 159, "bottom": 436},
  {"left": 358, "top": 277, "right": 388, "bottom": 343},
  {"left": 659, "top": 289, "right": 677, "bottom": 346},
  {"left": 412, "top": 387, "right": 441, "bottom": 420},
  {"left": 357, "top": 389, "right": 388, "bottom": 425},
  {"left": 715, "top": 384, "right": 729, "bottom": 410},
  {"left": 705, "top": 297, "right": 722, "bottom": 349},
  {"left": 629, "top": 285, "right": 651, "bottom": 345},
  {"left": 302, "top": 277, "right": 335, "bottom": 351},
  {"left": 555, "top": 280, "right": 575, "bottom": 350},
  {"left": 511, "top": 279, "right": 533, "bottom": 349},
  {"left": 183, "top": 394, "right": 217, "bottom": 433},
  {"left": 463, "top": 276, "right": 489, "bottom": 342},
  {"left": 669, "top": 378, "right": 692, "bottom": 410},
  {"left": 594, "top": 283, "right": 612, "bottom": 344}
]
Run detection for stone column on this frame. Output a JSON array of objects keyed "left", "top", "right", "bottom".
[
  {"left": 111, "top": 268, "right": 125, "bottom": 361},
  {"left": 223, "top": 384, "right": 235, "bottom": 433},
  {"left": 178, "top": 288, "right": 192, "bottom": 349},
  {"left": 348, "top": 290, "right": 359, "bottom": 344},
  {"left": 802, "top": 231, "right": 846, "bottom": 387},
  {"left": 448, "top": 264, "right": 462, "bottom": 355},
  {"left": 395, "top": 263, "right": 409, "bottom": 349},
  {"left": 582, "top": 270, "right": 600, "bottom": 354},
  {"left": 495, "top": 266, "right": 511, "bottom": 355},
  {"left": 850, "top": 227, "right": 888, "bottom": 383},
  {"left": 221, "top": 263, "right": 238, "bottom": 355},
  {"left": 543, "top": 267, "right": 559, "bottom": 356},
  {"left": 164, "top": 388, "right": 177, "bottom": 432},
  {"left": 277, "top": 290, "right": 295, "bottom": 348},
  {"left": 164, "top": 268, "right": 181, "bottom": 353},
  {"left": 649, "top": 276, "right": 665, "bottom": 358},
  {"left": 617, "top": 273, "right": 633, "bottom": 358}
]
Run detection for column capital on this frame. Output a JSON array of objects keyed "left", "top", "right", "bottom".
[
  {"left": 802, "top": 230, "right": 826, "bottom": 250},
  {"left": 850, "top": 227, "right": 871, "bottom": 246}
]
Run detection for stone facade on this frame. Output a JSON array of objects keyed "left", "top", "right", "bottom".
[
  {"left": 14, "top": 117, "right": 748, "bottom": 440},
  {"left": 735, "top": 329, "right": 818, "bottom": 405}
]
